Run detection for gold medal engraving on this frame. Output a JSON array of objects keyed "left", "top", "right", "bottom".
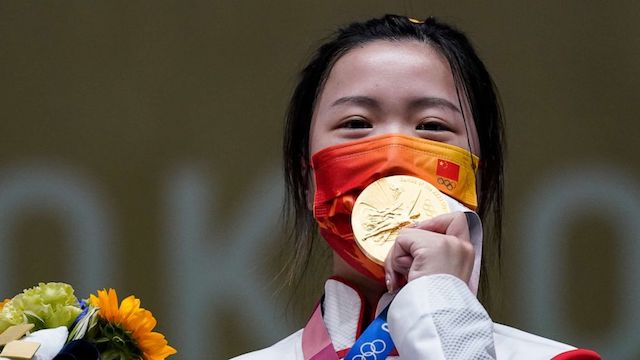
[{"left": 352, "top": 175, "right": 450, "bottom": 264}]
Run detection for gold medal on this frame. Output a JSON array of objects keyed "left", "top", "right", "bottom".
[{"left": 351, "top": 175, "right": 450, "bottom": 264}]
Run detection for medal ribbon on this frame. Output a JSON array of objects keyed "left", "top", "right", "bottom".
[
  {"left": 302, "top": 303, "right": 395, "bottom": 360},
  {"left": 344, "top": 305, "right": 394, "bottom": 360},
  {"left": 302, "top": 301, "right": 338, "bottom": 360}
]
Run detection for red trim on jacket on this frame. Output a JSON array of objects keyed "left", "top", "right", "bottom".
[{"left": 551, "top": 349, "right": 601, "bottom": 359}]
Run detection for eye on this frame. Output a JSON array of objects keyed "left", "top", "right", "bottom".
[
  {"left": 340, "top": 118, "right": 373, "bottom": 129},
  {"left": 416, "top": 121, "right": 450, "bottom": 132}
]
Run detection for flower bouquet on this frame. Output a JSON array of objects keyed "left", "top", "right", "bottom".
[{"left": 0, "top": 282, "right": 176, "bottom": 360}]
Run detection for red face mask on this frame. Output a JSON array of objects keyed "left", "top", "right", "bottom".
[{"left": 311, "top": 133, "right": 480, "bottom": 282}]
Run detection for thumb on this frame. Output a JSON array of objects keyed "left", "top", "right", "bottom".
[{"left": 414, "top": 211, "right": 468, "bottom": 237}]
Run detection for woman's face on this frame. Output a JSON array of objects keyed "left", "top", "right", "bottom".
[{"left": 309, "top": 40, "right": 480, "bottom": 158}]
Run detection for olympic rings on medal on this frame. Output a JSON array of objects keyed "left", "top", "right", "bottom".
[
  {"left": 352, "top": 339, "right": 386, "bottom": 360},
  {"left": 437, "top": 177, "right": 456, "bottom": 190},
  {"left": 381, "top": 323, "right": 389, "bottom": 333}
]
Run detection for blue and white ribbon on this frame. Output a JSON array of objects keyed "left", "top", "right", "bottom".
[{"left": 344, "top": 306, "right": 394, "bottom": 360}]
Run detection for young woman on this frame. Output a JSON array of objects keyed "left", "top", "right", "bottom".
[{"left": 233, "top": 15, "right": 600, "bottom": 360}]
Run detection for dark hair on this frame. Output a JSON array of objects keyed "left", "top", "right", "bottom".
[{"left": 282, "top": 15, "right": 504, "bottom": 308}]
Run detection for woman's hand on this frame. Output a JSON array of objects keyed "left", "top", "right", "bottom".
[{"left": 384, "top": 211, "right": 475, "bottom": 292}]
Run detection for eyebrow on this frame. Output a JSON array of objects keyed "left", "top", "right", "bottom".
[
  {"left": 408, "top": 97, "right": 461, "bottom": 114},
  {"left": 331, "top": 96, "right": 381, "bottom": 110},
  {"left": 331, "top": 95, "right": 461, "bottom": 114}
]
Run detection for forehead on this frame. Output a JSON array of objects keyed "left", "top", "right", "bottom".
[{"left": 319, "top": 40, "right": 456, "bottom": 102}]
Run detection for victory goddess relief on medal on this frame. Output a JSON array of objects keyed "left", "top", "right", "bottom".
[{"left": 352, "top": 175, "right": 450, "bottom": 264}]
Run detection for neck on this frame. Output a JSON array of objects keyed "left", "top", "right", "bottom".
[{"left": 332, "top": 253, "right": 387, "bottom": 310}]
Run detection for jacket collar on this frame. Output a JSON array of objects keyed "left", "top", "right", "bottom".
[{"left": 322, "top": 277, "right": 395, "bottom": 355}]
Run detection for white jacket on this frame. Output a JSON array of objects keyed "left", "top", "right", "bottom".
[{"left": 232, "top": 275, "right": 599, "bottom": 359}]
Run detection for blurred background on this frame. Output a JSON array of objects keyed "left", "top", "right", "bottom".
[{"left": 1, "top": 1, "right": 639, "bottom": 358}]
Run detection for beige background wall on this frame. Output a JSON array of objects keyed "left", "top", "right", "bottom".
[{"left": 1, "top": 1, "right": 639, "bottom": 358}]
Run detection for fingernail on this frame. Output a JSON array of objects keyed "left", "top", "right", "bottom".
[{"left": 385, "top": 275, "right": 392, "bottom": 293}]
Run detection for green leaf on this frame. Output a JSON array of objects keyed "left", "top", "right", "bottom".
[
  {"left": 23, "top": 311, "right": 46, "bottom": 331},
  {"left": 67, "top": 306, "right": 99, "bottom": 342}
]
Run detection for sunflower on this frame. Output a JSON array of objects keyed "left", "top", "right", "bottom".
[{"left": 89, "top": 289, "right": 176, "bottom": 360}]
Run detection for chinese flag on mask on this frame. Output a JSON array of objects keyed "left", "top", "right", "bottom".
[{"left": 436, "top": 159, "right": 460, "bottom": 181}]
